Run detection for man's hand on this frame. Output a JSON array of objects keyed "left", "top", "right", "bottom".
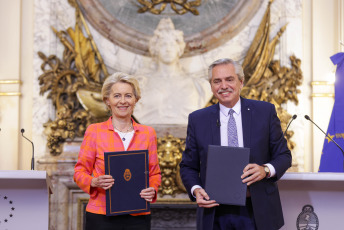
[
  {"left": 91, "top": 175, "right": 114, "bottom": 190},
  {"left": 194, "top": 188, "right": 219, "bottom": 208},
  {"left": 241, "top": 163, "right": 266, "bottom": 186}
]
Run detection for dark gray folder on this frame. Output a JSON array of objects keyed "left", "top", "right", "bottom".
[{"left": 205, "top": 145, "right": 250, "bottom": 206}]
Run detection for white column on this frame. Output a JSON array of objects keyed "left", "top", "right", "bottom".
[
  {"left": 0, "top": 0, "right": 21, "bottom": 170},
  {"left": 0, "top": 0, "right": 34, "bottom": 170},
  {"left": 18, "top": 0, "right": 34, "bottom": 170}
]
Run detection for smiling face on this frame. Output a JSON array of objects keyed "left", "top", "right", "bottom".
[
  {"left": 210, "top": 63, "right": 244, "bottom": 108},
  {"left": 106, "top": 82, "right": 137, "bottom": 119}
]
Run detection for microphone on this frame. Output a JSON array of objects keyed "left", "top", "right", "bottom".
[
  {"left": 283, "top": 114, "right": 297, "bottom": 136},
  {"left": 21, "top": 129, "right": 35, "bottom": 170},
  {"left": 217, "top": 119, "right": 221, "bottom": 127},
  {"left": 304, "top": 115, "right": 344, "bottom": 156}
]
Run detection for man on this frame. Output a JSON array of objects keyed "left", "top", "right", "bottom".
[{"left": 180, "top": 58, "right": 292, "bottom": 230}]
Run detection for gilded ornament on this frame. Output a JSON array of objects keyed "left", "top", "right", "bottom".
[
  {"left": 157, "top": 135, "right": 186, "bottom": 196},
  {"left": 38, "top": 4, "right": 107, "bottom": 155},
  {"left": 38, "top": 0, "right": 302, "bottom": 181},
  {"left": 136, "top": 0, "right": 201, "bottom": 15}
]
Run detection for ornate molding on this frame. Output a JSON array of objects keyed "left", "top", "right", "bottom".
[
  {"left": 37, "top": 2, "right": 108, "bottom": 155},
  {"left": 76, "top": 0, "right": 263, "bottom": 56},
  {"left": 311, "top": 93, "right": 335, "bottom": 98},
  {"left": 311, "top": 81, "right": 334, "bottom": 86},
  {"left": 0, "top": 80, "right": 21, "bottom": 84},
  {"left": 157, "top": 135, "right": 186, "bottom": 196},
  {"left": 0, "top": 80, "right": 22, "bottom": 96},
  {"left": 0, "top": 92, "right": 21, "bottom": 96},
  {"left": 136, "top": 0, "right": 201, "bottom": 15},
  {"left": 311, "top": 81, "right": 335, "bottom": 98},
  {"left": 38, "top": 1, "right": 302, "bottom": 162}
]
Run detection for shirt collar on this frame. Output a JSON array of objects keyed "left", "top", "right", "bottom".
[{"left": 219, "top": 98, "right": 241, "bottom": 117}]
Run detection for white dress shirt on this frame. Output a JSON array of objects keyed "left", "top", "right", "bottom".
[{"left": 191, "top": 99, "right": 275, "bottom": 197}]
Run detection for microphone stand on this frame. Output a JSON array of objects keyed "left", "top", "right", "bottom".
[
  {"left": 305, "top": 115, "right": 344, "bottom": 171},
  {"left": 304, "top": 115, "right": 344, "bottom": 156},
  {"left": 21, "top": 129, "right": 35, "bottom": 170},
  {"left": 284, "top": 115, "right": 297, "bottom": 136}
]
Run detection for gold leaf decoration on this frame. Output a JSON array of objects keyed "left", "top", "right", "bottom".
[
  {"left": 38, "top": 4, "right": 107, "bottom": 155},
  {"left": 136, "top": 0, "right": 201, "bottom": 15},
  {"left": 157, "top": 135, "right": 186, "bottom": 196}
]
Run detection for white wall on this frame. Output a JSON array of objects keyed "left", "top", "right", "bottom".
[
  {"left": 19, "top": 0, "right": 35, "bottom": 170},
  {"left": 0, "top": 0, "right": 21, "bottom": 170},
  {"left": 0, "top": 0, "right": 34, "bottom": 170}
]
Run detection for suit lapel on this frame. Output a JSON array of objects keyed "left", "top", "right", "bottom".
[
  {"left": 241, "top": 98, "right": 251, "bottom": 148},
  {"left": 210, "top": 104, "right": 221, "bottom": 145}
]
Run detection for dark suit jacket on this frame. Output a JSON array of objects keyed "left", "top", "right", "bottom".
[{"left": 180, "top": 97, "right": 292, "bottom": 230}]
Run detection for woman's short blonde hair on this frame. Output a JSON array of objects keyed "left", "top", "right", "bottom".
[{"left": 101, "top": 72, "right": 141, "bottom": 106}]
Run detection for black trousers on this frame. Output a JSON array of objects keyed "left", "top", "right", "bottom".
[
  {"left": 213, "top": 198, "right": 257, "bottom": 230},
  {"left": 85, "top": 212, "right": 151, "bottom": 230}
]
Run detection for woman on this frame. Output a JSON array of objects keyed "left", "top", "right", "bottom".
[{"left": 74, "top": 72, "right": 161, "bottom": 230}]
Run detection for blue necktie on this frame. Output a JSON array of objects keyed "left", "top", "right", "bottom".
[{"left": 228, "top": 109, "right": 238, "bottom": 147}]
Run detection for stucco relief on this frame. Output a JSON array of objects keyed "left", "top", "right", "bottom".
[
  {"left": 33, "top": 0, "right": 304, "bottom": 169},
  {"left": 134, "top": 18, "right": 212, "bottom": 125},
  {"left": 76, "top": 0, "right": 263, "bottom": 56}
]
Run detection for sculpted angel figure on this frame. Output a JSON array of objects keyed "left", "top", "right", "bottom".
[{"left": 133, "top": 18, "right": 212, "bottom": 125}]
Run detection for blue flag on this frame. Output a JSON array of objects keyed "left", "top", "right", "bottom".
[{"left": 319, "top": 52, "right": 344, "bottom": 172}]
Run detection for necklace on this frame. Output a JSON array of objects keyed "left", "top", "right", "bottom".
[{"left": 113, "top": 123, "right": 133, "bottom": 141}]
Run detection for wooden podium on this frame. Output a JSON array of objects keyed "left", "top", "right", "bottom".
[
  {"left": 278, "top": 172, "right": 344, "bottom": 229},
  {"left": 0, "top": 170, "right": 52, "bottom": 230}
]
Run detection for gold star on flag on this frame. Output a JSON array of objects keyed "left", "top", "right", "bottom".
[{"left": 326, "top": 133, "right": 335, "bottom": 143}]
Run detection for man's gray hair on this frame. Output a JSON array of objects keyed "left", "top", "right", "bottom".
[{"left": 208, "top": 58, "right": 245, "bottom": 82}]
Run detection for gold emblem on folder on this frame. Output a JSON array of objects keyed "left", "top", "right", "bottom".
[{"left": 124, "top": 169, "right": 132, "bottom": 181}]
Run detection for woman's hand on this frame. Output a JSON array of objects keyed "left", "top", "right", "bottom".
[
  {"left": 91, "top": 175, "right": 114, "bottom": 190},
  {"left": 140, "top": 187, "right": 156, "bottom": 202}
]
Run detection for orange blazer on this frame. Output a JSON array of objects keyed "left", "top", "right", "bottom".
[{"left": 74, "top": 117, "right": 161, "bottom": 215}]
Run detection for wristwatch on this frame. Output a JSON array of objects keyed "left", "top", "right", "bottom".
[{"left": 263, "top": 165, "right": 270, "bottom": 178}]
